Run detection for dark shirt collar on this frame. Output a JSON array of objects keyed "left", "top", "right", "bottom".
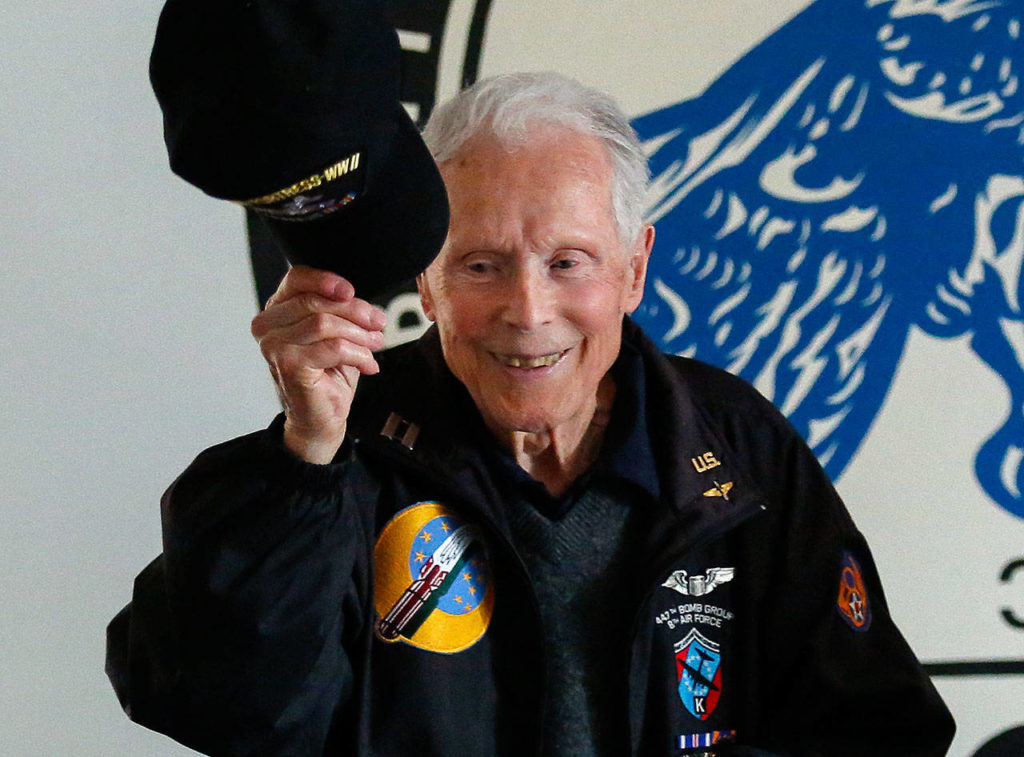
[
  {"left": 483, "top": 337, "right": 661, "bottom": 519},
  {"left": 602, "top": 339, "right": 660, "bottom": 502}
]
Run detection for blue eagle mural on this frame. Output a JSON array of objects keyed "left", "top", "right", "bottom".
[{"left": 631, "top": 0, "right": 1024, "bottom": 518}]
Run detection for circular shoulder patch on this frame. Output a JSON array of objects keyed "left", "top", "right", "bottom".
[
  {"left": 836, "top": 552, "right": 872, "bottom": 632},
  {"left": 373, "top": 501, "right": 494, "bottom": 653}
]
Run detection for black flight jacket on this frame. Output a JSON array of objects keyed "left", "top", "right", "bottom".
[{"left": 107, "top": 319, "right": 954, "bottom": 756}]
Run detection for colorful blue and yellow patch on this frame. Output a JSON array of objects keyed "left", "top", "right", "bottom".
[{"left": 373, "top": 501, "right": 494, "bottom": 653}]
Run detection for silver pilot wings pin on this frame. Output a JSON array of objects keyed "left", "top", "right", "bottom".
[{"left": 662, "top": 567, "right": 735, "bottom": 597}]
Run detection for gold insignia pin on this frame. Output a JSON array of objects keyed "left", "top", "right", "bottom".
[
  {"left": 691, "top": 451, "right": 721, "bottom": 473},
  {"left": 703, "top": 481, "right": 734, "bottom": 500}
]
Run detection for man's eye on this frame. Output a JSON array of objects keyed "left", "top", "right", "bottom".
[{"left": 551, "top": 258, "right": 578, "bottom": 270}]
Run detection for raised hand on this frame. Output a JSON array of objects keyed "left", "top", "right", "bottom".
[{"left": 251, "top": 266, "right": 387, "bottom": 463}]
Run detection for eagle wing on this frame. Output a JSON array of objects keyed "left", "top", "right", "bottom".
[{"left": 631, "top": 0, "right": 1023, "bottom": 479}]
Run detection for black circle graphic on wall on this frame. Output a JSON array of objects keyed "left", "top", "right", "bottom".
[{"left": 974, "top": 726, "right": 1024, "bottom": 757}]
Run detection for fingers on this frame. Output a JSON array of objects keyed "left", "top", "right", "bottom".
[
  {"left": 252, "top": 292, "right": 385, "bottom": 340},
  {"left": 269, "top": 330, "right": 382, "bottom": 377},
  {"left": 265, "top": 265, "right": 352, "bottom": 306},
  {"left": 255, "top": 310, "right": 384, "bottom": 377},
  {"left": 256, "top": 267, "right": 385, "bottom": 338},
  {"left": 252, "top": 265, "right": 387, "bottom": 380}
]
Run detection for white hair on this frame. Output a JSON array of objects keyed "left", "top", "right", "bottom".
[{"left": 421, "top": 72, "right": 650, "bottom": 244}]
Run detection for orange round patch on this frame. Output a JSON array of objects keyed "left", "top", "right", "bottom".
[{"left": 836, "top": 552, "right": 871, "bottom": 631}]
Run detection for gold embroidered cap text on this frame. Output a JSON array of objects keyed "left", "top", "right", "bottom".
[{"left": 238, "top": 151, "right": 362, "bottom": 207}]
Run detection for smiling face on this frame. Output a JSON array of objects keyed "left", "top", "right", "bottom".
[{"left": 418, "top": 126, "right": 653, "bottom": 444}]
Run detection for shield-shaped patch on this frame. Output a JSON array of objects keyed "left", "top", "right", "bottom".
[{"left": 674, "top": 628, "right": 723, "bottom": 720}]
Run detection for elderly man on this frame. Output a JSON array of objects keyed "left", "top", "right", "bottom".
[{"left": 108, "top": 73, "right": 953, "bottom": 756}]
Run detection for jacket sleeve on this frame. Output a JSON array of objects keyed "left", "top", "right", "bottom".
[
  {"left": 106, "top": 415, "right": 376, "bottom": 756},
  {"left": 739, "top": 405, "right": 956, "bottom": 756}
]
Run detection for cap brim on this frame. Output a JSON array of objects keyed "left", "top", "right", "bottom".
[{"left": 261, "top": 107, "right": 449, "bottom": 299}]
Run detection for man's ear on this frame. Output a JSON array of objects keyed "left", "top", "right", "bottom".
[
  {"left": 624, "top": 224, "right": 655, "bottom": 313},
  {"left": 416, "top": 272, "right": 437, "bottom": 322}
]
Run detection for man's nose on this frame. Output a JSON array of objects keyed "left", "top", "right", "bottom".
[{"left": 501, "top": 264, "right": 554, "bottom": 330}]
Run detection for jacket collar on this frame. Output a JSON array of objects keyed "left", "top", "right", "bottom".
[
  {"left": 348, "top": 318, "right": 766, "bottom": 536},
  {"left": 623, "top": 318, "right": 767, "bottom": 562}
]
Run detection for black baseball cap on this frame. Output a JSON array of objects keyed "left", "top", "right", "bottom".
[{"left": 150, "top": 0, "right": 449, "bottom": 298}]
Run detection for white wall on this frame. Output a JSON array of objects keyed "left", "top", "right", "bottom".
[{"left": 3, "top": 2, "right": 274, "bottom": 753}]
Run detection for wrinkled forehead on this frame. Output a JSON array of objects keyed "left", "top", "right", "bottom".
[
  {"left": 474, "top": 129, "right": 608, "bottom": 169},
  {"left": 437, "top": 129, "right": 619, "bottom": 238},
  {"left": 440, "top": 125, "right": 615, "bottom": 204}
]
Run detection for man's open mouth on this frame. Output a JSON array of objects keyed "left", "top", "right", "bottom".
[{"left": 494, "top": 349, "right": 569, "bottom": 369}]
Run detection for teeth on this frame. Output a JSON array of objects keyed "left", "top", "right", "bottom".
[{"left": 501, "top": 351, "right": 564, "bottom": 368}]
